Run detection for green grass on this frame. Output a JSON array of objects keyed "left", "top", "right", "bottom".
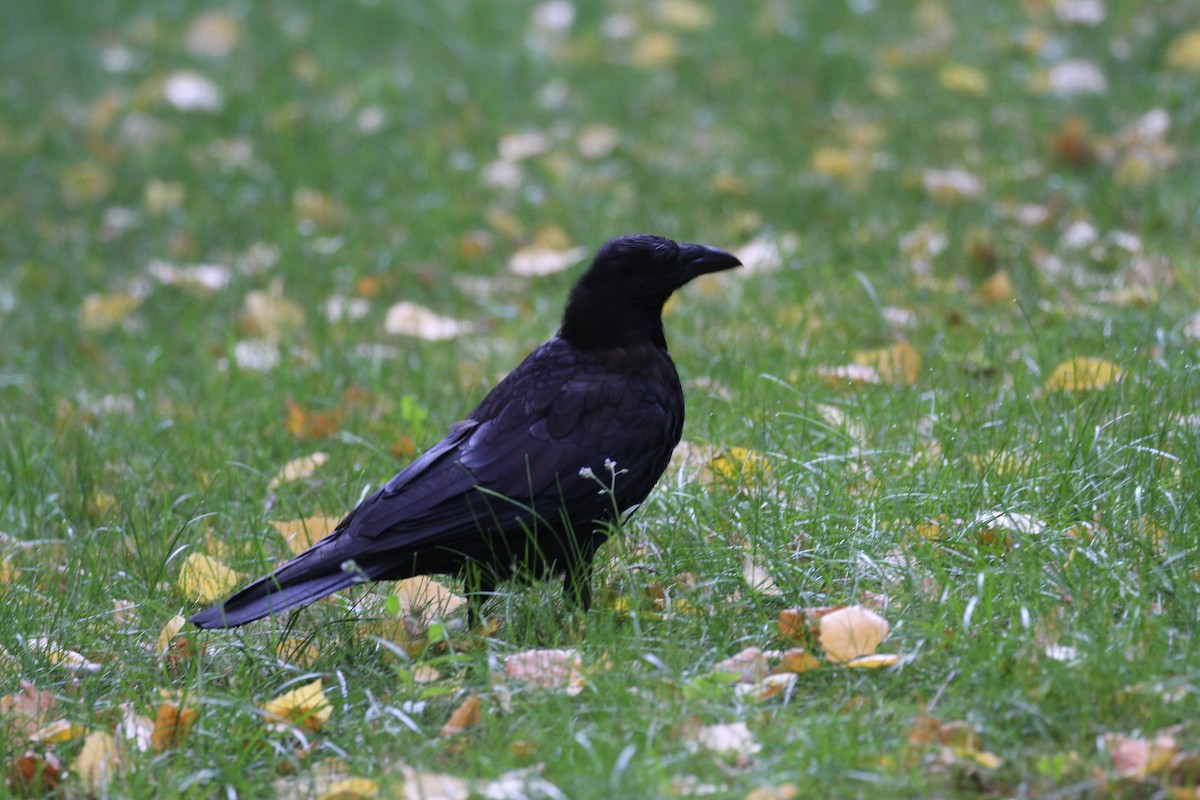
[{"left": 3, "top": 0, "right": 1200, "bottom": 797}]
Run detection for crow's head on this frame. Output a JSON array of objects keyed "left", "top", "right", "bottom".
[
  {"left": 561, "top": 234, "right": 741, "bottom": 347},
  {"left": 581, "top": 234, "right": 741, "bottom": 306}
]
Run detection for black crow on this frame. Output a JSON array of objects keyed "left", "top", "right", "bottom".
[{"left": 190, "top": 234, "right": 741, "bottom": 628}]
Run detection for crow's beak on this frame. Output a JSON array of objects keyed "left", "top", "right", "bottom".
[{"left": 681, "top": 243, "right": 742, "bottom": 277}]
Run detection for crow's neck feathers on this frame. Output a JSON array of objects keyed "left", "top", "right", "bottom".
[{"left": 558, "top": 279, "right": 670, "bottom": 351}]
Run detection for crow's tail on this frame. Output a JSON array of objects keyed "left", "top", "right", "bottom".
[{"left": 188, "top": 551, "right": 366, "bottom": 629}]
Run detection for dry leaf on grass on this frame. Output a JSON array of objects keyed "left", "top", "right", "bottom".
[
  {"left": 80, "top": 293, "right": 141, "bottom": 333},
  {"left": 29, "top": 719, "right": 88, "bottom": 743},
  {"left": 439, "top": 695, "right": 482, "bottom": 738},
  {"left": 853, "top": 341, "right": 921, "bottom": 384},
  {"left": 688, "top": 722, "right": 761, "bottom": 759},
  {"left": 271, "top": 515, "right": 341, "bottom": 555},
  {"left": 707, "top": 447, "right": 771, "bottom": 483},
  {"left": 1103, "top": 731, "right": 1178, "bottom": 779},
  {"left": 507, "top": 245, "right": 587, "bottom": 277},
  {"left": 1044, "top": 357, "right": 1122, "bottom": 391},
  {"left": 76, "top": 730, "right": 121, "bottom": 792},
  {"left": 742, "top": 551, "right": 782, "bottom": 596},
  {"left": 26, "top": 638, "right": 100, "bottom": 673},
  {"left": 392, "top": 576, "right": 467, "bottom": 623},
  {"left": 177, "top": 552, "right": 243, "bottom": 603},
  {"left": 152, "top": 692, "right": 199, "bottom": 752},
  {"left": 244, "top": 280, "right": 306, "bottom": 341},
  {"left": 6, "top": 751, "right": 63, "bottom": 794},
  {"left": 0, "top": 682, "right": 58, "bottom": 736},
  {"left": 268, "top": 451, "right": 329, "bottom": 490},
  {"left": 504, "top": 648, "right": 585, "bottom": 695},
  {"left": 711, "top": 647, "right": 770, "bottom": 684},
  {"left": 157, "top": 614, "right": 186, "bottom": 655},
  {"left": 384, "top": 301, "right": 473, "bottom": 340},
  {"left": 818, "top": 605, "right": 890, "bottom": 663},
  {"left": 262, "top": 679, "right": 332, "bottom": 733},
  {"left": 118, "top": 703, "right": 154, "bottom": 753}
]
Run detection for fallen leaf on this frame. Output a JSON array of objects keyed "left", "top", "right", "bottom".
[
  {"left": 922, "top": 168, "right": 984, "bottom": 201},
  {"left": 735, "top": 673, "right": 797, "bottom": 701},
  {"left": 631, "top": 32, "right": 681, "bottom": 69},
  {"left": 818, "top": 605, "right": 890, "bottom": 663},
  {"left": 118, "top": 703, "right": 154, "bottom": 753},
  {"left": 151, "top": 692, "right": 198, "bottom": 752},
  {"left": 5, "top": 751, "right": 62, "bottom": 794},
  {"left": 262, "top": 679, "right": 332, "bottom": 733},
  {"left": 0, "top": 682, "right": 58, "bottom": 736},
  {"left": 938, "top": 64, "right": 989, "bottom": 95},
  {"left": 293, "top": 187, "right": 345, "bottom": 227},
  {"left": 395, "top": 765, "right": 469, "bottom": 800},
  {"left": 29, "top": 719, "right": 89, "bottom": 743},
  {"left": 978, "top": 270, "right": 1014, "bottom": 304},
  {"left": 147, "top": 261, "right": 229, "bottom": 292},
  {"left": 504, "top": 648, "right": 585, "bottom": 695},
  {"left": 267, "top": 451, "right": 329, "bottom": 490},
  {"left": 745, "top": 783, "right": 799, "bottom": 800},
  {"left": 1104, "top": 731, "right": 1178, "bottom": 778},
  {"left": 1044, "top": 357, "right": 1122, "bottom": 391},
  {"left": 742, "top": 551, "right": 782, "bottom": 596},
  {"left": 285, "top": 400, "right": 344, "bottom": 440},
  {"left": 712, "top": 647, "right": 770, "bottom": 684},
  {"left": 75, "top": 730, "right": 121, "bottom": 792},
  {"left": 845, "top": 653, "right": 902, "bottom": 669},
  {"left": 816, "top": 363, "right": 881, "bottom": 386},
  {"left": 26, "top": 638, "right": 101, "bottom": 673},
  {"left": 507, "top": 245, "right": 586, "bottom": 277},
  {"left": 245, "top": 279, "right": 306, "bottom": 341},
  {"left": 80, "top": 293, "right": 141, "bottom": 333},
  {"left": 177, "top": 552, "right": 243, "bottom": 603},
  {"left": 439, "top": 695, "right": 482, "bottom": 737},
  {"left": 185, "top": 10, "right": 241, "bottom": 58},
  {"left": 854, "top": 341, "right": 921, "bottom": 384},
  {"left": 392, "top": 576, "right": 467, "bottom": 623},
  {"left": 383, "top": 301, "right": 473, "bottom": 340},
  {"left": 707, "top": 447, "right": 771, "bottom": 483},
  {"left": 1166, "top": 29, "right": 1200, "bottom": 72},
  {"left": 162, "top": 70, "right": 223, "bottom": 111},
  {"left": 774, "top": 648, "right": 821, "bottom": 674},
  {"left": 271, "top": 515, "right": 341, "bottom": 555},
  {"left": 688, "top": 722, "right": 761, "bottom": 758},
  {"left": 157, "top": 614, "right": 186, "bottom": 655}
]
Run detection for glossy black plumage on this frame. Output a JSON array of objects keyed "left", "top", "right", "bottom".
[{"left": 190, "top": 234, "right": 740, "bottom": 629}]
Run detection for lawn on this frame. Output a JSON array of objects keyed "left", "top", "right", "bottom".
[{"left": 2, "top": 0, "right": 1200, "bottom": 797}]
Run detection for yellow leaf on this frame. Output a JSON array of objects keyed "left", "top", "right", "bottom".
[
  {"left": 177, "top": 552, "right": 243, "bottom": 603},
  {"left": 631, "top": 32, "right": 681, "bottom": 69},
  {"left": 938, "top": 64, "right": 989, "bottom": 95},
  {"left": 317, "top": 777, "right": 380, "bottom": 800},
  {"left": 775, "top": 648, "right": 822, "bottom": 674},
  {"left": 261, "top": 678, "right": 332, "bottom": 732},
  {"left": 810, "top": 147, "right": 871, "bottom": 187},
  {"left": 244, "top": 279, "right": 306, "bottom": 341},
  {"left": 392, "top": 576, "right": 467, "bottom": 622},
  {"left": 267, "top": 451, "right": 329, "bottom": 490},
  {"left": 75, "top": 730, "right": 120, "bottom": 792},
  {"left": 439, "top": 694, "right": 482, "bottom": 737},
  {"left": 157, "top": 615, "right": 186, "bottom": 655},
  {"left": 746, "top": 785, "right": 800, "bottom": 800},
  {"left": 978, "top": 270, "right": 1014, "bottom": 304},
  {"left": 80, "top": 293, "right": 141, "bottom": 333},
  {"left": 59, "top": 161, "right": 114, "bottom": 207},
  {"left": 1166, "top": 29, "right": 1200, "bottom": 72},
  {"left": 818, "top": 605, "right": 890, "bottom": 663},
  {"left": 658, "top": 0, "right": 714, "bottom": 30},
  {"left": 29, "top": 719, "right": 89, "bottom": 743},
  {"left": 854, "top": 341, "right": 921, "bottom": 384},
  {"left": 707, "top": 447, "right": 771, "bottom": 482},
  {"left": 1044, "top": 356, "right": 1122, "bottom": 391},
  {"left": 151, "top": 694, "right": 198, "bottom": 752},
  {"left": 845, "top": 653, "right": 902, "bottom": 669},
  {"left": 271, "top": 515, "right": 341, "bottom": 555}
]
